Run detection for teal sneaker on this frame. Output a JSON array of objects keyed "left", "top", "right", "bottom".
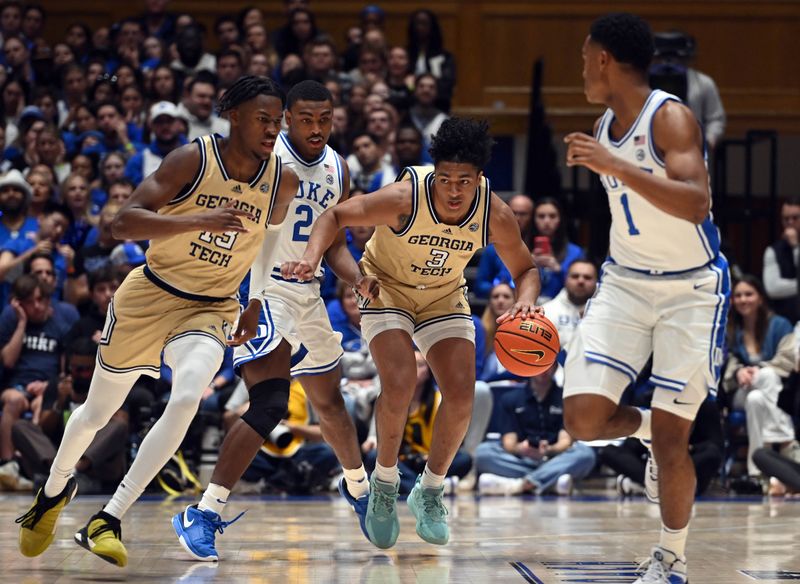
[
  {"left": 407, "top": 475, "right": 449, "bottom": 545},
  {"left": 364, "top": 473, "right": 400, "bottom": 549}
]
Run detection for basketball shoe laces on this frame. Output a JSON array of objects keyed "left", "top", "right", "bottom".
[
  {"left": 372, "top": 487, "right": 396, "bottom": 517},
  {"left": 90, "top": 519, "right": 122, "bottom": 541},
  {"left": 637, "top": 556, "right": 670, "bottom": 583},
  {"left": 15, "top": 504, "right": 46, "bottom": 529},
  {"left": 200, "top": 510, "right": 245, "bottom": 546},
  {"left": 420, "top": 489, "right": 448, "bottom": 521}
]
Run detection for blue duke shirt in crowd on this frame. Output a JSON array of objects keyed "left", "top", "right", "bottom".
[
  {"left": 497, "top": 383, "right": 564, "bottom": 446},
  {"left": 0, "top": 217, "right": 39, "bottom": 250},
  {"left": 0, "top": 301, "right": 79, "bottom": 387},
  {"left": 0, "top": 237, "right": 69, "bottom": 302}
]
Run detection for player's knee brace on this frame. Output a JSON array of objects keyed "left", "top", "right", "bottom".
[{"left": 240, "top": 378, "right": 291, "bottom": 439}]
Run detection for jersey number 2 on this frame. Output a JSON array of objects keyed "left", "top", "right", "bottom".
[
  {"left": 620, "top": 193, "right": 640, "bottom": 236},
  {"left": 292, "top": 204, "right": 313, "bottom": 242}
]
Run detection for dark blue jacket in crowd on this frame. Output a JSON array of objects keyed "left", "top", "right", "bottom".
[
  {"left": 730, "top": 314, "right": 794, "bottom": 365},
  {"left": 497, "top": 382, "right": 564, "bottom": 445}
]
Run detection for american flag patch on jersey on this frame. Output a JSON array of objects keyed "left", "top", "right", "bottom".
[
  {"left": 324, "top": 163, "right": 335, "bottom": 173},
  {"left": 634, "top": 135, "right": 646, "bottom": 145}
]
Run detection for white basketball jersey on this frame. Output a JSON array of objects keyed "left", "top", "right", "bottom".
[
  {"left": 596, "top": 90, "right": 720, "bottom": 274},
  {"left": 248, "top": 132, "right": 344, "bottom": 293}
]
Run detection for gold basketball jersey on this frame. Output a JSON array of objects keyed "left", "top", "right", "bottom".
[
  {"left": 144, "top": 135, "right": 282, "bottom": 300},
  {"left": 361, "top": 165, "right": 490, "bottom": 290}
]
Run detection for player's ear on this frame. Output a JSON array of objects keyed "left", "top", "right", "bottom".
[
  {"left": 284, "top": 109, "right": 292, "bottom": 126},
  {"left": 228, "top": 108, "right": 239, "bottom": 126}
]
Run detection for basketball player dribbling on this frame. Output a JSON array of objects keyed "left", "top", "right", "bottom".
[
  {"left": 16, "top": 76, "right": 300, "bottom": 567},
  {"left": 284, "top": 117, "right": 543, "bottom": 548},
  {"left": 562, "top": 13, "right": 730, "bottom": 583}
]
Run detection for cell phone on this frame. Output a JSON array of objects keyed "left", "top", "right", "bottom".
[{"left": 533, "top": 236, "right": 552, "bottom": 256}]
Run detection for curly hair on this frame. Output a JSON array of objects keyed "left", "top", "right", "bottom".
[
  {"left": 429, "top": 117, "right": 494, "bottom": 170},
  {"left": 590, "top": 13, "right": 654, "bottom": 74}
]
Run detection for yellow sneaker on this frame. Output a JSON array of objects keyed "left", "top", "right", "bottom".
[
  {"left": 74, "top": 511, "right": 128, "bottom": 567},
  {"left": 16, "top": 477, "right": 78, "bottom": 557}
]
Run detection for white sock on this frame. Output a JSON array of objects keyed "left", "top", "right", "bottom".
[
  {"left": 630, "top": 407, "right": 652, "bottom": 442},
  {"left": 420, "top": 465, "right": 445, "bottom": 489},
  {"left": 374, "top": 462, "right": 399, "bottom": 485},
  {"left": 101, "top": 336, "right": 223, "bottom": 518},
  {"left": 103, "top": 476, "right": 146, "bottom": 519},
  {"left": 198, "top": 483, "right": 230, "bottom": 515},
  {"left": 45, "top": 367, "right": 136, "bottom": 498},
  {"left": 659, "top": 523, "right": 689, "bottom": 558},
  {"left": 343, "top": 465, "right": 369, "bottom": 498}
]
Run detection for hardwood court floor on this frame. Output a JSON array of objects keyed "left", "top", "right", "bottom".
[{"left": 1, "top": 493, "right": 799, "bottom": 583}]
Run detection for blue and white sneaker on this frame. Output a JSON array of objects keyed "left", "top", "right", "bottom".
[
  {"left": 172, "top": 504, "right": 244, "bottom": 561},
  {"left": 634, "top": 546, "right": 688, "bottom": 583},
  {"left": 338, "top": 477, "right": 370, "bottom": 541}
]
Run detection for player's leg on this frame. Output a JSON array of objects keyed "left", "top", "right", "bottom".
[
  {"left": 562, "top": 266, "right": 654, "bottom": 442},
  {"left": 366, "top": 328, "right": 418, "bottom": 548},
  {"left": 75, "top": 334, "right": 225, "bottom": 567},
  {"left": 16, "top": 367, "right": 137, "bottom": 557},
  {"left": 405, "top": 316, "right": 476, "bottom": 545},
  {"left": 174, "top": 338, "right": 291, "bottom": 561}
]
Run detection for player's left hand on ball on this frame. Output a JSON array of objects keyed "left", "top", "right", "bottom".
[
  {"left": 564, "top": 132, "right": 617, "bottom": 175},
  {"left": 354, "top": 275, "right": 380, "bottom": 301},
  {"left": 280, "top": 259, "right": 315, "bottom": 281},
  {"left": 496, "top": 302, "right": 543, "bottom": 324}
]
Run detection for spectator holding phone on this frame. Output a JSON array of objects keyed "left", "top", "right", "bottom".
[{"left": 531, "top": 198, "right": 584, "bottom": 302}]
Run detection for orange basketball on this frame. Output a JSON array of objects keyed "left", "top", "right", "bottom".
[{"left": 494, "top": 314, "right": 560, "bottom": 377}]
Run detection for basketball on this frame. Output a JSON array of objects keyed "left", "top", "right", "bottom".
[{"left": 494, "top": 314, "right": 560, "bottom": 377}]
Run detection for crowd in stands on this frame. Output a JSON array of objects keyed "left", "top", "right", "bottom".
[{"left": 0, "top": 0, "right": 797, "bottom": 501}]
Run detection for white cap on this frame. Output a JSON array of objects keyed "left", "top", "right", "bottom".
[
  {"left": 0, "top": 169, "right": 32, "bottom": 199},
  {"left": 149, "top": 101, "right": 184, "bottom": 122}
]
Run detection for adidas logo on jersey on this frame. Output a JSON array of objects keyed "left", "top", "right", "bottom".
[
  {"left": 232, "top": 184, "right": 243, "bottom": 194},
  {"left": 442, "top": 227, "right": 453, "bottom": 234},
  {"left": 455, "top": 301, "right": 464, "bottom": 309}
]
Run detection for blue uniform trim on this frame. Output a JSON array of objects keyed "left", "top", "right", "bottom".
[
  {"left": 168, "top": 137, "right": 206, "bottom": 205},
  {"left": 414, "top": 312, "right": 473, "bottom": 333},
  {"left": 606, "top": 255, "right": 718, "bottom": 277},
  {"left": 278, "top": 132, "right": 326, "bottom": 167},
  {"left": 708, "top": 255, "right": 730, "bottom": 383},
  {"left": 210, "top": 134, "right": 230, "bottom": 180},
  {"left": 646, "top": 94, "right": 682, "bottom": 168},
  {"left": 143, "top": 265, "right": 229, "bottom": 302},
  {"left": 333, "top": 151, "right": 344, "bottom": 196},
  {"left": 585, "top": 351, "right": 637, "bottom": 383},
  {"left": 608, "top": 90, "right": 659, "bottom": 147},
  {"left": 392, "top": 167, "right": 419, "bottom": 236},
  {"left": 265, "top": 157, "right": 282, "bottom": 227},
  {"left": 649, "top": 374, "right": 686, "bottom": 391},
  {"left": 293, "top": 354, "right": 342, "bottom": 377}
]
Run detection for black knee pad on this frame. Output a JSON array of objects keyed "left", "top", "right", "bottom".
[{"left": 240, "top": 378, "right": 290, "bottom": 439}]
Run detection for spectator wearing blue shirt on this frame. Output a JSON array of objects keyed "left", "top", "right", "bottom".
[
  {"left": 0, "top": 169, "right": 39, "bottom": 248},
  {"left": 0, "top": 274, "right": 79, "bottom": 463},
  {"left": 125, "top": 101, "right": 188, "bottom": 186},
  {"left": 474, "top": 194, "right": 534, "bottom": 298},
  {"left": 531, "top": 197, "right": 584, "bottom": 303},
  {"left": 82, "top": 101, "right": 143, "bottom": 158},
  {"left": 0, "top": 201, "right": 72, "bottom": 306},
  {"left": 474, "top": 364, "right": 596, "bottom": 495}
]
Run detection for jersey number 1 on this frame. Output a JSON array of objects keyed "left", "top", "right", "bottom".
[{"left": 620, "top": 193, "right": 640, "bottom": 236}]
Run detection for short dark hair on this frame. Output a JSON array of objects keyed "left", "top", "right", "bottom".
[
  {"left": 24, "top": 252, "right": 54, "bottom": 274},
  {"left": 351, "top": 131, "right": 379, "bottom": 148},
  {"left": 108, "top": 177, "right": 135, "bottom": 191},
  {"left": 89, "top": 265, "right": 118, "bottom": 290},
  {"left": 214, "top": 14, "right": 237, "bottom": 33},
  {"left": 12, "top": 274, "right": 42, "bottom": 301},
  {"left": 42, "top": 200, "right": 74, "bottom": 225},
  {"left": 187, "top": 71, "right": 218, "bottom": 94},
  {"left": 93, "top": 100, "right": 124, "bottom": 118},
  {"left": 429, "top": 117, "right": 494, "bottom": 170},
  {"left": 217, "top": 75, "right": 285, "bottom": 113},
  {"left": 590, "top": 13, "right": 654, "bottom": 74},
  {"left": 217, "top": 48, "right": 243, "bottom": 67},
  {"left": 286, "top": 79, "right": 332, "bottom": 110},
  {"left": 65, "top": 336, "right": 98, "bottom": 360}
]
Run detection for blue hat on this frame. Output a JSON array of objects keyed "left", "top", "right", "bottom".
[
  {"left": 361, "top": 4, "right": 384, "bottom": 17},
  {"left": 19, "top": 105, "right": 45, "bottom": 124},
  {"left": 110, "top": 242, "right": 146, "bottom": 267}
]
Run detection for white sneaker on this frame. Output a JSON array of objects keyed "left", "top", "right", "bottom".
[
  {"left": 555, "top": 473, "right": 573, "bottom": 496},
  {"left": 0, "top": 460, "right": 21, "bottom": 490},
  {"left": 478, "top": 473, "right": 525, "bottom": 496},
  {"left": 780, "top": 440, "right": 800, "bottom": 464},
  {"left": 634, "top": 546, "right": 687, "bottom": 583},
  {"left": 442, "top": 476, "right": 459, "bottom": 496},
  {"left": 616, "top": 474, "right": 645, "bottom": 497},
  {"left": 644, "top": 450, "right": 659, "bottom": 504}
]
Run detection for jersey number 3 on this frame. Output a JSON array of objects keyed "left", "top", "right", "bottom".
[
  {"left": 292, "top": 204, "right": 313, "bottom": 242},
  {"left": 620, "top": 193, "right": 640, "bottom": 236},
  {"left": 425, "top": 249, "right": 449, "bottom": 268}
]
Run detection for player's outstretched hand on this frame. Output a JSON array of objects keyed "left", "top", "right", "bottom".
[
  {"left": 197, "top": 199, "right": 254, "bottom": 234},
  {"left": 227, "top": 301, "right": 260, "bottom": 346},
  {"left": 496, "top": 302, "right": 544, "bottom": 325},
  {"left": 564, "top": 132, "right": 617, "bottom": 175},
  {"left": 354, "top": 275, "right": 380, "bottom": 301},
  {"left": 280, "top": 259, "right": 315, "bottom": 281}
]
